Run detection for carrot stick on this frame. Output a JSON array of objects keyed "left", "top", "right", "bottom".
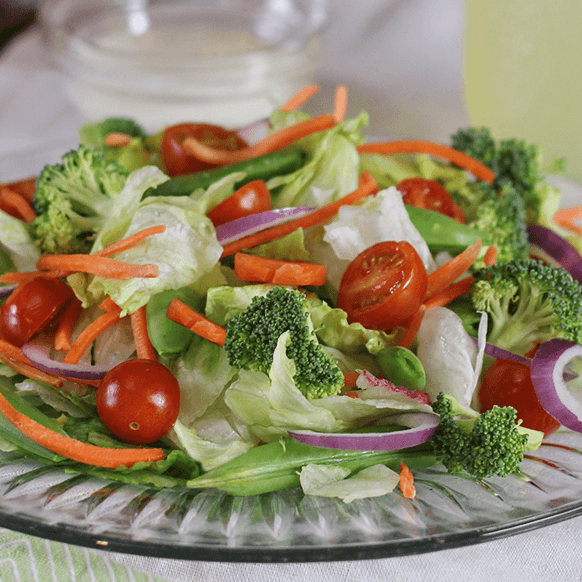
[
  {"left": 343, "top": 371, "right": 360, "bottom": 387},
  {"left": 167, "top": 299, "right": 226, "bottom": 346},
  {"left": 130, "top": 306, "right": 157, "bottom": 360},
  {"left": 94, "top": 225, "right": 166, "bottom": 258},
  {"left": 221, "top": 173, "right": 378, "bottom": 257},
  {"left": 182, "top": 114, "right": 336, "bottom": 166},
  {"left": 280, "top": 85, "right": 319, "bottom": 111},
  {"left": 483, "top": 245, "right": 498, "bottom": 267},
  {"left": 553, "top": 206, "right": 582, "bottom": 236},
  {"left": 0, "top": 270, "right": 70, "bottom": 284},
  {"left": 105, "top": 132, "right": 133, "bottom": 147},
  {"left": 399, "top": 462, "right": 416, "bottom": 499},
  {"left": 398, "top": 305, "right": 427, "bottom": 349},
  {"left": 99, "top": 296, "right": 120, "bottom": 312},
  {"left": 0, "top": 339, "right": 32, "bottom": 365},
  {"left": 0, "top": 187, "right": 36, "bottom": 222},
  {"left": 423, "top": 277, "right": 475, "bottom": 310},
  {"left": 3, "top": 177, "right": 36, "bottom": 202},
  {"left": 54, "top": 297, "right": 83, "bottom": 351},
  {"left": 0, "top": 355, "right": 63, "bottom": 388},
  {"left": 554, "top": 218, "right": 582, "bottom": 236},
  {"left": 64, "top": 310, "right": 122, "bottom": 365},
  {"left": 37, "top": 255, "right": 158, "bottom": 280},
  {"left": 357, "top": 141, "right": 496, "bottom": 184},
  {"left": 0, "top": 389, "right": 164, "bottom": 467},
  {"left": 425, "top": 239, "right": 482, "bottom": 300},
  {"left": 332, "top": 85, "right": 348, "bottom": 123}
]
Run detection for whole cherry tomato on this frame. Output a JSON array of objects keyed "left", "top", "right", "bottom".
[
  {"left": 480, "top": 358, "right": 560, "bottom": 437},
  {"left": 97, "top": 359, "right": 180, "bottom": 445},
  {"left": 0, "top": 277, "right": 74, "bottom": 346},
  {"left": 161, "top": 123, "right": 248, "bottom": 177},
  {"left": 206, "top": 180, "right": 272, "bottom": 227},
  {"left": 337, "top": 241, "right": 428, "bottom": 331},
  {"left": 397, "top": 178, "right": 465, "bottom": 222}
]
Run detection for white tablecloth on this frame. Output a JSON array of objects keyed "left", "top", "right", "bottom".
[{"left": 2, "top": 1, "right": 582, "bottom": 580}]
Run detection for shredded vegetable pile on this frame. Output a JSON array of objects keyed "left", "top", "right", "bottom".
[{"left": 0, "top": 84, "right": 581, "bottom": 502}]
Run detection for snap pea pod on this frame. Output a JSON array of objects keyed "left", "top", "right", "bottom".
[
  {"left": 406, "top": 205, "right": 489, "bottom": 254},
  {"left": 146, "top": 147, "right": 307, "bottom": 198},
  {"left": 187, "top": 438, "right": 437, "bottom": 496},
  {"left": 376, "top": 346, "right": 426, "bottom": 391}
]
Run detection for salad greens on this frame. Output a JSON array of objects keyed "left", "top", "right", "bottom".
[{"left": 0, "top": 100, "right": 579, "bottom": 504}]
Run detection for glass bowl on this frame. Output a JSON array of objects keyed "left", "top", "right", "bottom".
[{"left": 39, "top": 0, "right": 328, "bottom": 132}]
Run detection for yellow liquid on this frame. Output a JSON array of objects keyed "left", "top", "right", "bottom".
[{"left": 464, "top": 0, "right": 582, "bottom": 182}]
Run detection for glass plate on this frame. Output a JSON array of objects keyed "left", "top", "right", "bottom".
[{"left": 1, "top": 145, "right": 582, "bottom": 563}]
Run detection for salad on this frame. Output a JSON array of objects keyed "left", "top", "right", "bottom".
[{"left": 0, "top": 84, "right": 581, "bottom": 503}]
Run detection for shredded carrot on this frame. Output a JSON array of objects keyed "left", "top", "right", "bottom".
[
  {"left": 99, "top": 296, "right": 120, "bottom": 312},
  {"left": 345, "top": 391, "right": 359, "bottom": 399},
  {"left": 167, "top": 299, "right": 226, "bottom": 346},
  {"left": 0, "top": 187, "right": 36, "bottom": 222},
  {"left": 332, "top": 85, "right": 348, "bottom": 123},
  {"left": 37, "top": 254, "right": 158, "bottom": 280},
  {"left": 423, "top": 277, "right": 475, "bottom": 311},
  {"left": 483, "top": 245, "right": 498, "bottom": 267},
  {"left": 64, "top": 310, "right": 122, "bottom": 365},
  {"left": 0, "top": 355, "right": 63, "bottom": 388},
  {"left": 3, "top": 177, "right": 36, "bottom": 203},
  {"left": 343, "top": 371, "right": 360, "bottom": 387},
  {"left": 94, "top": 225, "right": 167, "bottom": 258},
  {"left": 0, "top": 389, "right": 164, "bottom": 468},
  {"left": 357, "top": 141, "right": 496, "bottom": 184},
  {"left": 399, "top": 462, "right": 416, "bottom": 499},
  {"left": 221, "top": 173, "right": 378, "bottom": 257},
  {"left": 280, "top": 85, "right": 320, "bottom": 111},
  {"left": 0, "top": 339, "right": 32, "bottom": 365},
  {"left": 553, "top": 206, "right": 582, "bottom": 236},
  {"left": 398, "top": 305, "right": 427, "bottom": 349},
  {"left": 182, "top": 114, "right": 336, "bottom": 166},
  {"left": 105, "top": 132, "right": 134, "bottom": 148},
  {"left": 60, "top": 376, "right": 101, "bottom": 388},
  {"left": 54, "top": 297, "right": 83, "bottom": 351},
  {"left": 130, "top": 306, "right": 157, "bottom": 360},
  {"left": 554, "top": 217, "right": 582, "bottom": 236},
  {"left": 425, "top": 239, "right": 482, "bottom": 300}
]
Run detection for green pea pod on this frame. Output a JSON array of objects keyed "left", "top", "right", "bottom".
[
  {"left": 146, "top": 147, "right": 307, "bottom": 198},
  {"left": 187, "top": 438, "right": 437, "bottom": 496},
  {"left": 377, "top": 346, "right": 426, "bottom": 391},
  {"left": 406, "top": 205, "right": 489, "bottom": 254},
  {"left": 146, "top": 288, "right": 204, "bottom": 358}
]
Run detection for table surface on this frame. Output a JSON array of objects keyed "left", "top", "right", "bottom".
[{"left": 1, "top": 1, "right": 582, "bottom": 580}]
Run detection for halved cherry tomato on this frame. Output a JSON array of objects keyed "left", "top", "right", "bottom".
[
  {"left": 161, "top": 123, "right": 248, "bottom": 177},
  {"left": 480, "top": 358, "right": 560, "bottom": 437},
  {"left": 0, "top": 277, "right": 74, "bottom": 346},
  {"left": 397, "top": 178, "right": 464, "bottom": 222},
  {"left": 206, "top": 180, "right": 272, "bottom": 227},
  {"left": 97, "top": 359, "right": 181, "bottom": 445},
  {"left": 337, "top": 241, "right": 428, "bottom": 331}
]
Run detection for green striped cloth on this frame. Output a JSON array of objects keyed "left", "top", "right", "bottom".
[{"left": 0, "top": 529, "right": 169, "bottom": 582}]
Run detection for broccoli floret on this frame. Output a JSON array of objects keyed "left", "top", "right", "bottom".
[
  {"left": 431, "top": 392, "right": 530, "bottom": 479},
  {"left": 451, "top": 180, "right": 528, "bottom": 265},
  {"left": 471, "top": 259, "right": 582, "bottom": 356},
  {"left": 223, "top": 286, "right": 344, "bottom": 400},
  {"left": 32, "top": 145, "right": 127, "bottom": 254},
  {"left": 451, "top": 126, "right": 561, "bottom": 225}
]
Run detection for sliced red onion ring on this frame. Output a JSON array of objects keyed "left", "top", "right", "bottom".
[
  {"left": 236, "top": 118, "right": 270, "bottom": 145},
  {"left": 0, "top": 284, "right": 16, "bottom": 299},
  {"left": 215, "top": 207, "right": 315, "bottom": 245},
  {"left": 287, "top": 412, "right": 440, "bottom": 451},
  {"left": 470, "top": 336, "right": 533, "bottom": 367},
  {"left": 527, "top": 225, "right": 582, "bottom": 284},
  {"left": 21, "top": 341, "right": 109, "bottom": 381},
  {"left": 530, "top": 339, "right": 582, "bottom": 433}
]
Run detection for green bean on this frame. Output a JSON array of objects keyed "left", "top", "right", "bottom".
[
  {"left": 146, "top": 147, "right": 307, "bottom": 198},
  {"left": 146, "top": 287, "right": 204, "bottom": 357},
  {"left": 376, "top": 346, "right": 426, "bottom": 391},
  {"left": 187, "top": 438, "right": 437, "bottom": 496}
]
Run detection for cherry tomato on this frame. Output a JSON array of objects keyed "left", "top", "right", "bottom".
[
  {"left": 97, "top": 359, "right": 180, "bottom": 445},
  {"left": 206, "top": 180, "right": 272, "bottom": 227},
  {"left": 161, "top": 123, "right": 248, "bottom": 177},
  {"left": 337, "top": 241, "right": 428, "bottom": 331},
  {"left": 397, "top": 178, "right": 464, "bottom": 222},
  {"left": 0, "top": 277, "right": 74, "bottom": 346},
  {"left": 480, "top": 358, "right": 560, "bottom": 437}
]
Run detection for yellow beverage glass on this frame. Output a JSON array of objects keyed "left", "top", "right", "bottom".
[{"left": 463, "top": 0, "right": 582, "bottom": 182}]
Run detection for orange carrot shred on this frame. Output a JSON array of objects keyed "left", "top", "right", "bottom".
[
  {"left": 357, "top": 141, "right": 496, "bottom": 184},
  {"left": 0, "top": 270, "right": 70, "bottom": 284},
  {"left": 0, "top": 339, "right": 32, "bottom": 365},
  {"left": 54, "top": 297, "right": 83, "bottom": 351},
  {"left": 0, "top": 354, "right": 63, "bottom": 388},
  {"left": 483, "top": 245, "right": 498, "bottom": 266},
  {"left": 280, "top": 85, "right": 320, "bottom": 111},
  {"left": 332, "top": 85, "right": 348, "bottom": 123},
  {"left": 221, "top": 173, "right": 378, "bottom": 258},
  {"left": 99, "top": 296, "right": 120, "bottom": 312},
  {"left": 343, "top": 371, "right": 360, "bottom": 387},
  {"left": 3, "top": 177, "right": 36, "bottom": 203},
  {"left": 0, "top": 187, "right": 36, "bottom": 222},
  {"left": 0, "top": 389, "right": 164, "bottom": 468},
  {"left": 130, "top": 306, "right": 157, "bottom": 360},
  {"left": 423, "top": 277, "right": 475, "bottom": 311},
  {"left": 105, "top": 132, "right": 133, "bottom": 147},
  {"left": 553, "top": 206, "right": 582, "bottom": 236},
  {"left": 398, "top": 305, "right": 427, "bottom": 349},
  {"left": 94, "top": 225, "right": 167, "bottom": 258},
  {"left": 167, "top": 299, "right": 226, "bottom": 346},
  {"left": 399, "top": 462, "right": 416, "bottom": 499}
]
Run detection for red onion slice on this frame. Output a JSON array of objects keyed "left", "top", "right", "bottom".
[
  {"left": 215, "top": 207, "right": 315, "bottom": 245},
  {"left": 287, "top": 412, "right": 440, "bottom": 451},
  {"left": 470, "top": 336, "right": 533, "bottom": 367},
  {"left": 530, "top": 339, "right": 582, "bottom": 432},
  {"left": 236, "top": 118, "right": 270, "bottom": 145},
  {"left": 0, "top": 284, "right": 16, "bottom": 299},
  {"left": 21, "top": 341, "right": 110, "bottom": 381},
  {"left": 527, "top": 225, "right": 582, "bottom": 284}
]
